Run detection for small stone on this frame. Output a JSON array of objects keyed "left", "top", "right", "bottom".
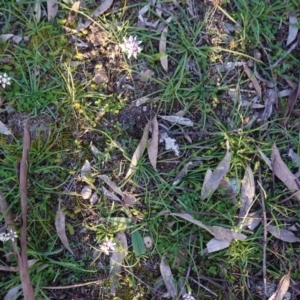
[
  {"left": 144, "top": 236, "right": 153, "bottom": 249},
  {"left": 89, "top": 192, "right": 98, "bottom": 205},
  {"left": 247, "top": 59, "right": 254, "bottom": 67},
  {"left": 12, "top": 35, "right": 22, "bottom": 44},
  {"left": 254, "top": 49, "right": 262, "bottom": 60},
  {"left": 81, "top": 185, "right": 92, "bottom": 200}
]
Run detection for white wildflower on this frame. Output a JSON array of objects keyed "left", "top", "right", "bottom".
[
  {"left": 104, "top": 237, "right": 116, "bottom": 251},
  {"left": 0, "top": 73, "right": 11, "bottom": 89},
  {"left": 100, "top": 237, "right": 116, "bottom": 255},
  {"left": 182, "top": 292, "right": 195, "bottom": 300},
  {"left": 120, "top": 36, "right": 142, "bottom": 59},
  {"left": 0, "top": 230, "right": 18, "bottom": 242},
  {"left": 100, "top": 244, "right": 110, "bottom": 255}
]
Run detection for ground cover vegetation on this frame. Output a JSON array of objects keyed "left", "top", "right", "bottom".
[{"left": 0, "top": 0, "right": 300, "bottom": 299}]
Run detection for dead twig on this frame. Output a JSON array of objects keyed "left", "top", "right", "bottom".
[
  {"left": 18, "top": 123, "right": 35, "bottom": 300},
  {"left": 270, "top": 38, "right": 299, "bottom": 69},
  {"left": 41, "top": 278, "right": 109, "bottom": 290}
]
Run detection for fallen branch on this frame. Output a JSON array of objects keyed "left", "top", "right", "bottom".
[{"left": 18, "top": 123, "right": 35, "bottom": 300}]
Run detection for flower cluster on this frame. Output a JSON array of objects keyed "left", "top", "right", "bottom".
[
  {"left": 182, "top": 292, "right": 195, "bottom": 300},
  {"left": 100, "top": 237, "right": 116, "bottom": 255},
  {"left": 0, "top": 230, "right": 18, "bottom": 242},
  {"left": 120, "top": 36, "right": 142, "bottom": 59},
  {"left": 0, "top": 73, "right": 11, "bottom": 89}
]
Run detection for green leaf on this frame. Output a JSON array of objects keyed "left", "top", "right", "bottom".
[
  {"left": 131, "top": 230, "right": 146, "bottom": 256},
  {"left": 107, "top": 217, "right": 132, "bottom": 232}
]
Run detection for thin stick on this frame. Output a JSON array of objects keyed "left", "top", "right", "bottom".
[
  {"left": 258, "top": 169, "right": 267, "bottom": 300},
  {"left": 41, "top": 278, "right": 108, "bottom": 290},
  {"left": 18, "top": 123, "right": 35, "bottom": 300}
]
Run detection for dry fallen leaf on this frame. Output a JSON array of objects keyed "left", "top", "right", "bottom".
[
  {"left": 91, "top": 0, "right": 113, "bottom": 17},
  {"left": 171, "top": 213, "right": 246, "bottom": 242},
  {"left": 278, "top": 89, "right": 293, "bottom": 98},
  {"left": 288, "top": 148, "right": 299, "bottom": 166},
  {"left": 55, "top": 209, "right": 74, "bottom": 255},
  {"left": 125, "top": 121, "right": 150, "bottom": 179},
  {"left": 77, "top": 0, "right": 113, "bottom": 30},
  {"left": 90, "top": 143, "right": 101, "bottom": 156},
  {"left": 4, "top": 284, "right": 22, "bottom": 300},
  {"left": 271, "top": 143, "right": 300, "bottom": 201},
  {"left": 218, "top": 178, "right": 240, "bottom": 204},
  {"left": 268, "top": 272, "right": 290, "bottom": 300},
  {"left": 0, "top": 120, "right": 12, "bottom": 135},
  {"left": 159, "top": 26, "right": 168, "bottom": 72},
  {"left": 81, "top": 160, "right": 91, "bottom": 179},
  {"left": 241, "top": 211, "right": 261, "bottom": 231},
  {"left": 66, "top": 1, "right": 80, "bottom": 25},
  {"left": 101, "top": 186, "right": 122, "bottom": 203},
  {"left": 160, "top": 256, "right": 177, "bottom": 299},
  {"left": 267, "top": 225, "right": 300, "bottom": 243},
  {"left": 98, "top": 175, "right": 123, "bottom": 197},
  {"left": 156, "top": 2, "right": 162, "bottom": 18},
  {"left": 206, "top": 238, "right": 231, "bottom": 253},
  {"left": 239, "top": 164, "right": 255, "bottom": 228},
  {"left": 258, "top": 148, "right": 272, "bottom": 169},
  {"left": 243, "top": 64, "right": 262, "bottom": 99},
  {"left": 281, "top": 76, "right": 300, "bottom": 126},
  {"left": 201, "top": 141, "right": 231, "bottom": 199},
  {"left": 284, "top": 77, "right": 298, "bottom": 90},
  {"left": 138, "top": 4, "right": 150, "bottom": 23},
  {"left": 110, "top": 232, "right": 128, "bottom": 295},
  {"left": 187, "top": 0, "right": 196, "bottom": 17},
  {"left": 122, "top": 191, "right": 137, "bottom": 206},
  {"left": 159, "top": 115, "right": 193, "bottom": 126},
  {"left": 89, "top": 192, "right": 98, "bottom": 205},
  {"left": 47, "top": 0, "right": 58, "bottom": 21},
  {"left": 260, "top": 86, "right": 277, "bottom": 123},
  {"left": 0, "top": 34, "right": 14, "bottom": 42},
  {"left": 287, "top": 13, "right": 298, "bottom": 46},
  {"left": 148, "top": 115, "right": 159, "bottom": 170},
  {"left": 0, "top": 259, "right": 39, "bottom": 272},
  {"left": 34, "top": 1, "right": 42, "bottom": 23}
]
